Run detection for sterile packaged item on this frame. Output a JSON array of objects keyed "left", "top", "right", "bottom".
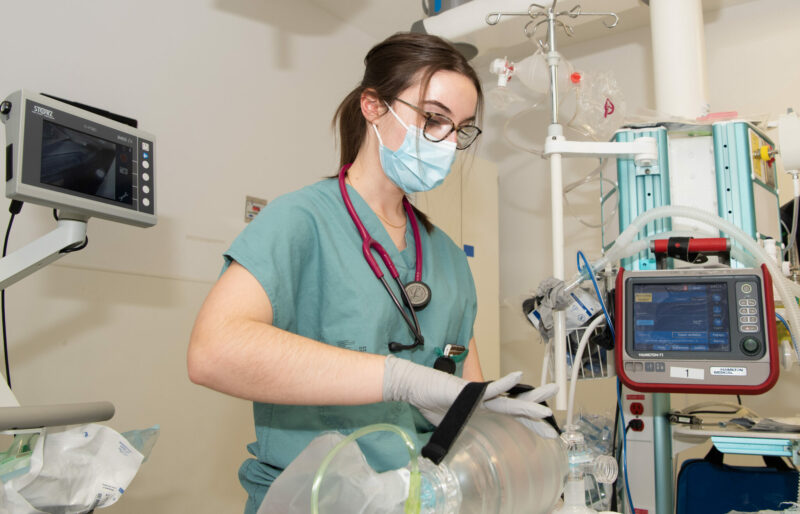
[
  {"left": 526, "top": 286, "right": 601, "bottom": 333},
  {"left": 574, "top": 413, "right": 614, "bottom": 457},
  {"left": 0, "top": 423, "right": 155, "bottom": 513},
  {"left": 259, "top": 413, "right": 568, "bottom": 514},
  {"left": 121, "top": 425, "right": 160, "bottom": 462},
  {"left": 0, "top": 433, "right": 39, "bottom": 483}
]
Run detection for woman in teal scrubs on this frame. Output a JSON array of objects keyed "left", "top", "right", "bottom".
[{"left": 188, "top": 32, "right": 557, "bottom": 513}]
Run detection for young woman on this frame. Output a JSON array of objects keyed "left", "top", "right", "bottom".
[{"left": 188, "top": 32, "right": 557, "bottom": 513}]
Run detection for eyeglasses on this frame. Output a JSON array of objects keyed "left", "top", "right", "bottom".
[{"left": 393, "top": 98, "right": 482, "bottom": 150}]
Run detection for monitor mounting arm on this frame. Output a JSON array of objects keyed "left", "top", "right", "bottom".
[{"left": 0, "top": 212, "right": 87, "bottom": 291}]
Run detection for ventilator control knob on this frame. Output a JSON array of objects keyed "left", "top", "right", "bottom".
[{"left": 741, "top": 337, "right": 761, "bottom": 356}]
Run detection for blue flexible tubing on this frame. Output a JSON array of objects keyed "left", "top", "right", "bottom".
[
  {"left": 616, "top": 379, "right": 636, "bottom": 514},
  {"left": 776, "top": 312, "right": 800, "bottom": 361},
  {"left": 576, "top": 251, "right": 615, "bottom": 341},
  {"left": 576, "top": 250, "right": 632, "bottom": 512}
]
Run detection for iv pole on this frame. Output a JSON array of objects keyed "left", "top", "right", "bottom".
[{"left": 486, "top": 3, "right": 658, "bottom": 411}]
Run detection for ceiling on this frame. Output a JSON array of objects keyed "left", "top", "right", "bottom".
[{"left": 307, "top": 0, "right": 756, "bottom": 59}]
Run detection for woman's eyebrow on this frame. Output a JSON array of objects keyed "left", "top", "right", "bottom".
[
  {"left": 423, "top": 99, "right": 476, "bottom": 122},
  {"left": 423, "top": 99, "right": 452, "bottom": 115}
]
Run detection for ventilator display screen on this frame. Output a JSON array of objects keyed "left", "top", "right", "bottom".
[
  {"left": 632, "top": 282, "right": 730, "bottom": 352},
  {"left": 40, "top": 119, "right": 134, "bottom": 205}
]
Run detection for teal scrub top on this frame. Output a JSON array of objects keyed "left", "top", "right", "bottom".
[{"left": 223, "top": 177, "right": 477, "bottom": 514}]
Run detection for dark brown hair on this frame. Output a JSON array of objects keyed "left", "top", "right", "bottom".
[{"left": 332, "top": 32, "right": 483, "bottom": 232}]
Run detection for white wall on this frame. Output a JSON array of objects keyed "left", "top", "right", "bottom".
[
  {"left": 476, "top": 0, "right": 800, "bottom": 420},
  {"left": 0, "top": 1, "right": 376, "bottom": 511}
]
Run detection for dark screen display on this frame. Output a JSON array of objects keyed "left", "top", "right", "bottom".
[
  {"left": 40, "top": 120, "right": 133, "bottom": 205},
  {"left": 632, "top": 282, "right": 730, "bottom": 352}
]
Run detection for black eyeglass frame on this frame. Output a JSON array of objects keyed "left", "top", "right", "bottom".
[{"left": 393, "top": 97, "right": 482, "bottom": 150}]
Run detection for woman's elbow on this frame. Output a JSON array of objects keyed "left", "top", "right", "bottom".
[{"left": 187, "top": 329, "right": 217, "bottom": 387}]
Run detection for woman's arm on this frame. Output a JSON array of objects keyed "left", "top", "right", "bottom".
[
  {"left": 461, "top": 337, "right": 484, "bottom": 382},
  {"left": 187, "top": 261, "right": 385, "bottom": 406}
]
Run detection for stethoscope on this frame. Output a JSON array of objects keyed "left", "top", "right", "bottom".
[{"left": 338, "top": 164, "right": 431, "bottom": 353}]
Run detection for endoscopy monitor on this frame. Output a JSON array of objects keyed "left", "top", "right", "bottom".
[{"left": 1, "top": 90, "right": 156, "bottom": 227}]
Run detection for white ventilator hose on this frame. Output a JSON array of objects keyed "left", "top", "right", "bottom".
[
  {"left": 541, "top": 341, "right": 552, "bottom": 387},
  {"left": 564, "top": 229, "right": 721, "bottom": 293},
  {"left": 601, "top": 205, "right": 800, "bottom": 342},
  {"left": 566, "top": 314, "right": 607, "bottom": 428}
]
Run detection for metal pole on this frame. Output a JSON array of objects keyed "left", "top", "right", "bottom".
[{"left": 653, "top": 392, "right": 674, "bottom": 514}]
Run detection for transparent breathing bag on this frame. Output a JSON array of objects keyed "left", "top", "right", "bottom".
[{"left": 259, "top": 413, "right": 568, "bottom": 514}]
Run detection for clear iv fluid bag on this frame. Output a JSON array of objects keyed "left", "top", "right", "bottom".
[
  {"left": 259, "top": 413, "right": 568, "bottom": 514},
  {"left": 515, "top": 50, "right": 574, "bottom": 96},
  {"left": 422, "top": 413, "right": 568, "bottom": 514}
]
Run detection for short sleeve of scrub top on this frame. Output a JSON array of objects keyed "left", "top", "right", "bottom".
[{"left": 223, "top": 178, "right": 478, "bottom": 514}]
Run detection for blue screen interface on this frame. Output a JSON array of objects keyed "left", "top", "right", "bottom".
[{"left": 632, "top": 282, "right": 730, "bottom": 352}]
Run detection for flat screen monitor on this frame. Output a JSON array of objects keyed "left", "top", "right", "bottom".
[{"left": 2, "top": 90, "right": 156, "bottom": 227}]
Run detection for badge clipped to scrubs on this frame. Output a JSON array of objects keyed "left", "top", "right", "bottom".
[{"left": 434, "top": 344, "right": 468, "bottom": 375}]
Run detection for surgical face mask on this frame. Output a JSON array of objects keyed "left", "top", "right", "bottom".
[{"left": 372, "top": 103, "right": 457, "bottom": 194}]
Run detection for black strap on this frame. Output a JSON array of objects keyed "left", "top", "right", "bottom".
[
  {"left": 666, "top": 237, "right": 708, "bottom": 264},
  {"left": 421, "top": 381, "right": 488, "bottom": 465}
]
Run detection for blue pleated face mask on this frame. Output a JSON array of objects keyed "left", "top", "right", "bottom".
[{"left": 372, "top": 103, "right": 457, "bottom": 194}]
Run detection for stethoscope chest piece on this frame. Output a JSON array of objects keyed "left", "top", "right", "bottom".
[{"left": 404, "top": 281, "right": 431, "bottom": 310}]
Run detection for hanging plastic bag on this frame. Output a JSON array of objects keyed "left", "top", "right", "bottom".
[
  {"left": 258, "top": 432, "right": 409, "bottom": 514},
  {"left": 560, "top": 70, "right": 627, "bottom": 141}
]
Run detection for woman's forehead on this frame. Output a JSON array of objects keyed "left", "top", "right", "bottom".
[{"left": 403, "top": 71, "right": 478, "bottom": 119}]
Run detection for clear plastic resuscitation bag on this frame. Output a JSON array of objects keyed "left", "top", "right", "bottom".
[
  {"left": 0, "top": 423, "right": 158, "bottom": 513},
  {"left": 259, "top": 413, "right": 568, "bottom": 514}
]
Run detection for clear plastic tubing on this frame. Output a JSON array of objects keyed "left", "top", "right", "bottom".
[
  {"left": 312, "top": 414, "right": 569, "bottom": 514},
  {"left": 564, "top": 229, "right": 716, "bottom": 293},
  {"left": 567, "top": 315, "right": 607, "bottom": 427},
  {"left": 311, "top": 423, "right": 420, "bottom": 514},
  {"left": 585, "top": 206, "right": 800, "bottom": 342}
]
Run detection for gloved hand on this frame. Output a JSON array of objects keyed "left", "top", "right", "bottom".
[{"left": 382, "top": 355, "right": 559, "bottom": 438}]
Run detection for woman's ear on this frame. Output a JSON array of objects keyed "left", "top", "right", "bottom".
[{"left": 360, "top": 89, "right": 386, "bottom": 124}]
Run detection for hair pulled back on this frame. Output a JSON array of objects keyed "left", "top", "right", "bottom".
[
  {"left": 334, "top": 32, "right": 482, "bottom": 168},
  {"left": 332, "top": 32, "right": 483, "bottom": 232}
]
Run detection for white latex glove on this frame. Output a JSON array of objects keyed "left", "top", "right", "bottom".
[
  {"left": 498, "top": 385, "right": 560, "bottom": 439},
  {"left": 382, "top": 355, "right": 558, "bottom": 437}
]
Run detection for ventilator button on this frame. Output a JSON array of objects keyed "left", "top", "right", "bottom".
[{"left": 741, "top": 338, "right": 760, "bottom": 355}]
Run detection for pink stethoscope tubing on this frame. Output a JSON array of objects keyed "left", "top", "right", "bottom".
[
  {"left": 338, "top": 164, "right": 425, "bottom": 350},
  {"left": 338, "top": 164, "right": 422, "bottom": 282}
]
